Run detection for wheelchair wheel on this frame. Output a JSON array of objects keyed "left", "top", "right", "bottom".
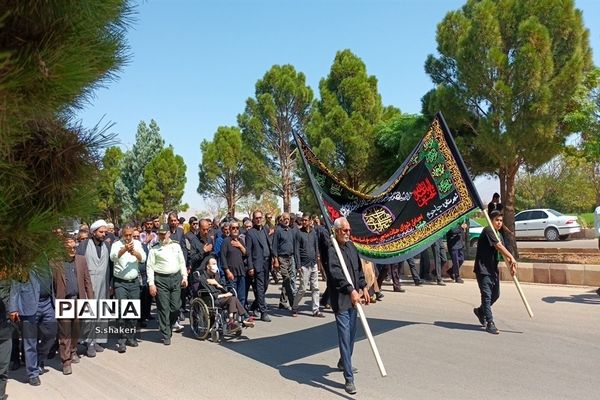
[{"left": 189, "top": 298, "right": 210, "bottom": 340}]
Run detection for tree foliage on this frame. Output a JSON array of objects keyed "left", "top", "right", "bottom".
[
  {"left": 0, "top": 1, "right": 132, "bottom": 276},
  {"left": 238, "top": 64, "right": 313, "bottom": 212},
  {"left": 238, "top": 193, "right": 280, "bottom": 219},
  {"left": 97, "top": 146, "right": 125, "bottom": 224},
  {"left": 376, "top": 113, "right": 429, "bottom": 178},
  {"left": 423, "top": 0, "right": 593, "bottom": 238},
  {"left": 197, "top": 126, "right": 264, "bottom": 216},
  {"left": 138, "top": 146, "right": 188, "bottom": 217},
  {"left": 575, "top": 68, "right": 600, "bottom": 204},
  {"left": 515, "top": 154, "right": 596, "bottom": 213},
  {"left": 117, "top": 119, "right": 165, "bottom": 221},
  {"left": 307, "top": 49, "right": 399, "bottom": 193}
]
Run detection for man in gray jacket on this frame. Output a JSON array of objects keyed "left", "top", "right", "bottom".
[{"left": 9, "top": 265, "right": 57, "bottom": 386}]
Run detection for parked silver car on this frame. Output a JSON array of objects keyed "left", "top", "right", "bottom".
[{"left": 514, "top": 208, "right": 581, "bottom": 241}]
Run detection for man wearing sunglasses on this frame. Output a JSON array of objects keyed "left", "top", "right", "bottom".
[
  {"left": 327, "top": 217, "right": 369, "bottom": 395},
  {"left": 245, "top": 211, "right": 273, "bottom": 322}
]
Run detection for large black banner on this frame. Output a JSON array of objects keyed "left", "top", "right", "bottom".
[{"left": 295, "top": 112, "right": 484, "bottom": 264}]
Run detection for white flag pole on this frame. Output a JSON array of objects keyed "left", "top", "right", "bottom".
[
  {"left": 482, "top": 210, "right": 534, "bottom": 318},
  {"left": 330, "top": 234, "right": 388, "bottom": 377}
]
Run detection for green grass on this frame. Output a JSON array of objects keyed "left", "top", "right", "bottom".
[{"left": 578, "top": 213, "right": 594, "bottom": 229}]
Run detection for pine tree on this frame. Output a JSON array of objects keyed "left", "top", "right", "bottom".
[
  {"left": 197, "top": 126, "right": 264, "bottom": 216},
  {"left": 307, "top": 50, "right": 399, "bottom": 193},
  {"left": 97, "top": 146, "right": 125, "bottom": 224},
  {"left": 0, "top": 1, "right": 133, "bottom": 277},
  {"left": 138, "top": 147, "right": 188, "bottom": 217},
  {"left": 117, "top": 119, "right": 165, "bottom": 221},
  {"left": 238, "top": 65, "right": 313, "bottom": 212},
  {"left": 423, "top": 0, "right": 593, "bottom": 239}
]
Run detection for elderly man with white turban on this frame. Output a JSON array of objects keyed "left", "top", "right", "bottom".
[{"left": 76, "top": 219, "right": 111, "bottom": 357}]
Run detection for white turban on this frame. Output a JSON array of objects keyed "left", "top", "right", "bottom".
[{"left": 90, "top": 219, "right": 108, "bottom": 233}]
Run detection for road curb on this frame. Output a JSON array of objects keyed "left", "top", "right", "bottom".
[{"left": 460, "top": 260, "right": 600, "bottom": 286}]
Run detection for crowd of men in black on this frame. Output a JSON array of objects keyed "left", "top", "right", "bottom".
[{"left": 0, "top": 208, "right": 470, "bottom": 398}]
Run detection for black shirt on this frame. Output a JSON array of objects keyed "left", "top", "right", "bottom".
[
  {"left": 220, "top": 236, "right": 246, "bottom": 277},
  {"left": 315, "top": 225, "right": 331, "bottom": 270},
  {"left": 64, "top": 260, "right": 78, "bottom": 298},
  {"left": 272, "top": 225, "right": 295, "bottom": 257},
  {"left": 474, "top": 226, "right": 500, "bottom": 276},
  {"left": 294, "top": 227, "right": 318, "bottom": 268},
  {"left": 327, "top": 240, "right": 367, "bottom": 313},
  {"left": 255, "top": 226, "right": 271, "bottom": 259},
  {"left": 446, "top": 226, "right": 465, "bottom": 250}
]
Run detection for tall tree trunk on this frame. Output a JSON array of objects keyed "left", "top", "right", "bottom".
[
  {"left": 282, "top": 179, "right": 291, "bottom": 212},
  {"left": 500, "top": 163, "right": 519, "bottom": 258},
  {"left": 226, "top": 177, "right": 236, "bottom": 217},
  {"left": 281, "top": 152, "right": 292, "bottom": 213},
  {"left": 226, "top": 192, "right": 235, "bottom": 216}
]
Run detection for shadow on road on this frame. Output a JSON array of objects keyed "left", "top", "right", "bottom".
[
  {"left": 279, "top": 363, "right": 353, "bottom": 400},
  {"left": 542, "top": 292, "right": 600, "bottom": 305},
  {"left": 223, "top": 318, "right": 415, "bottom": 396},
  {"left": 433, "top": 321, "right": 484, "bottom": 332},
  {"left": 434, "top": 321, "right": 523, "bottom": 334}
]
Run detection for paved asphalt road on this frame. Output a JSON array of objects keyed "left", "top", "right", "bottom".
[
  {"left": 516, "top": 238, "right": 598, "bottom": 249},
  {"left": 6, "top": 279, "right": 599, "bottom": 400}
]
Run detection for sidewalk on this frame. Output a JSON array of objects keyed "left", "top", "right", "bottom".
[{"left": 400, "top": 259, "right": 600, "bottom": 287}]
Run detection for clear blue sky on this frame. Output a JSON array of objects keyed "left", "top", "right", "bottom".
[{"left": 76, "top": 0, "right": 600, "bottom": 214}]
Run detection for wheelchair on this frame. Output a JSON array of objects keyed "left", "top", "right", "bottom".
[{"left": 189, "top": 271, "right": 243, "bottom": 342}]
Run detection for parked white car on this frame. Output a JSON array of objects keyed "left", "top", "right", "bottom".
[{"left": 514, "top": 209, "right": 581, "bottom": 241}]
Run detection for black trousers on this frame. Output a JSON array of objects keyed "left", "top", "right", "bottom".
[
  {"left": 400, "top": 258, "right": 420, "bottom": 283},
  {"left": 140, "top": 284, "right": 152, "bottom": 320},
  {"left": 0, "top": 338, "right": 10, "bottom": 397},
  {"left": 251, "top": 259, "right": 270, "bottom": 314},
  {"left": 476, "top": 272, "right": 500, "bottom": 323}
]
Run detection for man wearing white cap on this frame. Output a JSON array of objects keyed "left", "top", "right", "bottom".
[{"left": 76, "top": 219, "right": 111, "bottom": 357}]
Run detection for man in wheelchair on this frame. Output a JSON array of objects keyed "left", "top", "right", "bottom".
[{"left": 190, "top": 257, "right": 255, "bottom": 340}]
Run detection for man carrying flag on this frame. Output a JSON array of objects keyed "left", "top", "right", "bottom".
[
  {"left": 327, "top": 217, "right": 369, "bottom": 395},
  {"left": 473, "top": 209, "right": 518, "bottom": 334}
]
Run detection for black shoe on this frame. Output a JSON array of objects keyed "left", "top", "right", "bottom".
[
  {"left": 473, "top": 307, "right": 485, "bottom": 327},
  {"left": 486, "top": 321, "right": 499, "bottom": 335},
  {"left": 117, "top": 344, "right": 126, "bottom": 354},
  {"left": 344, "top": 380, "right": 357, "bottom": 395},
  {"left": 337, "top": 359, "right": 358, "bottom": 373},
  {"left": 29, "top": 376, "right": 41, "bottom": 386},
  {"left": 414, "top": 280, "right": 423, "bottom": 286},
  {"left": 38, "top": 364, "right": 49, "bottom": 375},
  {"left": 126, "top": 339, "right": 139, "bottom": 347},
  {"left": 393, "top": 288, "right": 406, "bottom": 293},
  {"left": 260, "top": 314, "right": 272, "bottom": 322},
  {"left": 163, "top": 337, "right": 171, "bottom": 346},
  {"left": 455, "top": 277, "right": 464, "bottom": 283},
  {"left": 375, "top": 292, "right": 384, "bottom": 301},
  {"left": 436, "top": 280, "right": 446, "bottom": 286},
  {"left": 278, "top": 303, "right": 290, "bottom": 310}
]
